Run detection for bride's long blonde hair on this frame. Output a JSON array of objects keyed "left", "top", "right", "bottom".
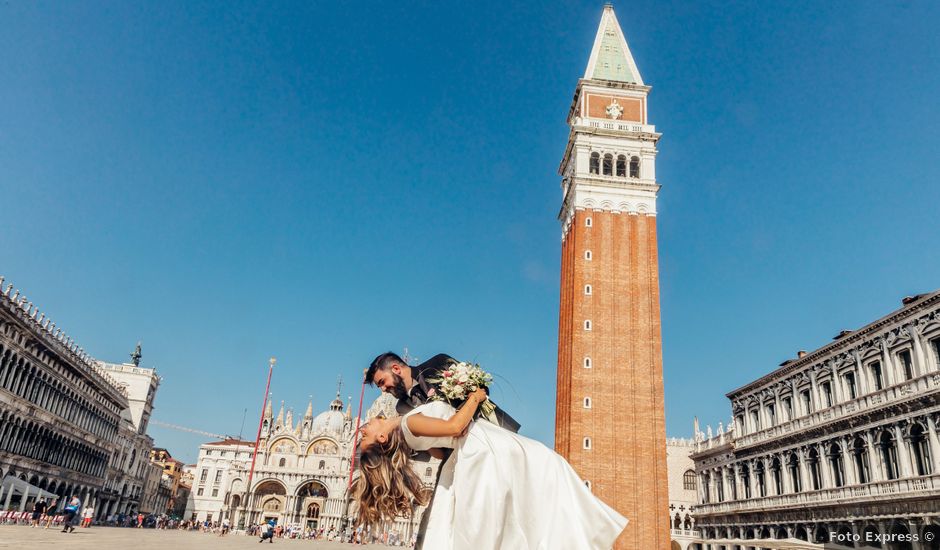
[{"left": 352, "top": 423, "right": 430, "bottom": 528}]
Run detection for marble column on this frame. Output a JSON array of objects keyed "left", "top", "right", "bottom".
[
  {"left": 894, "top": 424, "right": 914, "bottom": 478},
  {"left": 925, "top": 414, "right": 940, "bottom": 475},
  {"left": 881, "top": 340, "right": 897, "bottom": 387}
]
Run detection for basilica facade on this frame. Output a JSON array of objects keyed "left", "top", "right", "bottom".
[
  {"left": 690, "top": 291, "right": 940, "bottom": 550},
  {"left": 187, "top": 390, "right": 438, "bottom": 538}
]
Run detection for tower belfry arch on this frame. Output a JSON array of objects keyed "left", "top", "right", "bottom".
[{"left": 554, "top": 4, "right": 669, "bottom": 549}]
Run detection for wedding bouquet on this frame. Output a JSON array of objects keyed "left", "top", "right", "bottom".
[{"left": 428, "top": 361, "right": 497, "bottom": 421}]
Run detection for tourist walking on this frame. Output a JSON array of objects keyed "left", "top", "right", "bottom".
[
  {"left": 43, "top": 499, "right": 58, "bottom": 529},
  {"left": 81, "top": 505, "right": 94, "bottom": 527},
  {"left": 30, "top": 498, "right": 47, "bottom": 527},
  {"left": 259, "top": 519, "right": 276, "bottom": 543},
  {"left": 60, "top": 496, "right": 81, "bottom": 533}
]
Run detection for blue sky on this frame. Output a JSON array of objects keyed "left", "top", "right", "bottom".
[{"left": 1, "top": 1, "right": 938, "bottom": 463}]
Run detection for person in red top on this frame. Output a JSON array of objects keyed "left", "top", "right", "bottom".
[{"left": 137, "top": 513, "right": 145, "bottom": 528}]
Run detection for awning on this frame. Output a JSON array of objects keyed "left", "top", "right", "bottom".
[{"left": 0, "top": 475, "right": 57, "bottom": 499}]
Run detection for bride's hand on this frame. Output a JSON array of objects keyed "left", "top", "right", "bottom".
[{"left": 470, "top": 388, "right": 487, "bottom": 404}]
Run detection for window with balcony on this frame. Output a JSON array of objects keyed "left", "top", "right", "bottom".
[
  {"left": 821, "top": 382, "right": 833, "bottom": 408},
  {"left": 750, "top": 410, "right": 761, "bottom": 432},
  {"left": 898, "top": 349, "right": 914, "bottom": 380},
  {"left": 767, "top": 404, "right": 776, "bottom": 426},
  {"left": 771, "top": 457, "right": 783, "bottom": 494},
  {"left": 931, "top": 337, "right": 940, "bottom": 367},
  {"left": 870, "top": 361, "right": 884, "bottom": 391},
  {"left": 801, "top": 389, "right": 812, "bottom": 415},
  {"left": 808, "top": 448, "right": 822, "bottom": 490},
  {"left": 852, "top": 437, "right": 870, "bottom": 484},
  {"left": 787, "top": 454, "right": 801, "bottom": 493},
  {"left": 782, "top": 397, "right": 793, "bottom": 422},
  {"left": 829, "top": 444, "right": 845, "bottom": 487},
  {"left": 844, "top": 372, "right": 857, "bottom": 400},
  {"left": 910, "top": 423, "right": 932, "bottom": 476},
  {"left": 879, "top": 430, "right": 900, "bottom": 480},
  {"left": 214, "top": 470, "right": 222, "bottom": 483},
  {"left": 755, "top": 463, "right": 766, "bottom": 497},
  {"left": 740, "top": 464, "right": 751, "bottom": 499},
  {"left": 200, "top": 469, "right": 207, "bottom": 482}
]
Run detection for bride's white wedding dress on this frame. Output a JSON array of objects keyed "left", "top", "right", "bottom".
[{"left": 401, "top": 401, "right": 627, "bottom": 550}]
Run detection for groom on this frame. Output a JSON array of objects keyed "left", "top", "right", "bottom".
[
  {"left": 365, "top": 351, "right": 521, "bottom": 549},
  {"left": 365, "top": 351, "right": 521, "bottom": 433}
]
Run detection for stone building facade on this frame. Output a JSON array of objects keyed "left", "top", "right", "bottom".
[
  {"left": 554, "top": 5, "right": 669, "bottom": 549},
  {"left": 668, "top": 437, "right": 700, "bottom": 550},
  {"left": 188, "top": 391, "right": 437, "bottom": 538},
  {"left": 691, "top": 291, "right": 940, "bottom": 550},
  {"left": 0, "top": 277, "right": 168, "bottom": 520},
  {"left": 94, "top": 359, "right": 161, "bottom": 519},
  {"left": 0, "top": 277, "right": 127, "bottom": 513}
]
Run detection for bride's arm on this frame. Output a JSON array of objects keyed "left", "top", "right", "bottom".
[{"left": 406, "top": 389, "right": 486, "bottom": 438}]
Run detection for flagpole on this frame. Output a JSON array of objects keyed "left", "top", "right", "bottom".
[
  {"left": 243, "top": 357, "right": 275, "bottom": 527},
  {"left": 347, "top": 369, "right": 368, "bottom": 490}
]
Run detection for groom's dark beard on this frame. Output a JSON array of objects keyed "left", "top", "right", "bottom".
[{"left": 390, "top": 373, "right": 409, "bottom": 400}]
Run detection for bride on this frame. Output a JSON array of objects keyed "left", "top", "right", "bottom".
[{"left": 354, "top": 388, "right": 627, "bottom": 549}]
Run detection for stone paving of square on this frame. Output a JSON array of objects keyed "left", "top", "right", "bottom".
[{"left": 0, "top": 525, "right": 402, "bottom": 549}]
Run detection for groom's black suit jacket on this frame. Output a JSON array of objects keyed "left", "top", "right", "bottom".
[{"left": 395, "top": 353, "right": 521, "bottom": 434}]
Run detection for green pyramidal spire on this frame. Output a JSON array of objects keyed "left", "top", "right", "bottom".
[{"left": 584, "top": 4, "right": 643, "bottom": 85}]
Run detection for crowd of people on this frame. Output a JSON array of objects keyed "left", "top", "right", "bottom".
[{"left": 11, "top": 498, "right": 416, "bottom": 547}]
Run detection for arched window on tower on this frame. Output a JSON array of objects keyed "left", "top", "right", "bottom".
[
  {"left": 589, "top": 152, "right": 600, "bottom": 174},
  {"left": 583, "top": 357, "right": 592, "bottom": 369},
  {"left": 629, "top": 156, "right": 640, "bottom": 178},
  {"left": 616, "top": 155, "right": 627, "bottom": 177},
  {"left": 583, "top": 437, "right": 592, "bottom": 450},
  {"left": 603, "top": 154, "right": 613, "bottom": 176}
]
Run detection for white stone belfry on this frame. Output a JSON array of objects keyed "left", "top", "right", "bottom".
[{"left": 558, "top": 4, "right": 660, "bottom": 238}]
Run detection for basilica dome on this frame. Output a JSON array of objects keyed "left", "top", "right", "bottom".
[{"left": 311, "top": 394, "right": 347, "bottom": 435}]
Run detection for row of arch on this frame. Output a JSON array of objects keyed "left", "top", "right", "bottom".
[
  {"left": 0, "top": 467, "right": 99, "bottom": 513},
  {"left": 697, "top": 519, "right": 940, "bottom": 549},
  {"left": 701, "top": 418, "right": 937, "bottom": 504},
  {"left": 0, "top": 409, "right": 108, "bottom": 478},
  {"left": 0, "top": 339, "right": 119, "bottom": 442},
  {"left": 589, "top": 152, "right": 640, "bottom": 178}
]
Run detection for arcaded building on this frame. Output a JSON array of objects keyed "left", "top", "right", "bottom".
[{"left": 691, "top": 291, "right": 940, "bottom": 549}]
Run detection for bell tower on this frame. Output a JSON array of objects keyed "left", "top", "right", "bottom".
[{"left": 554, "top": 5, "right": 669, "bottom": 549}]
